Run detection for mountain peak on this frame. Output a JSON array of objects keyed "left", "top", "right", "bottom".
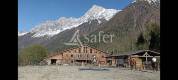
[
  {"left": 81, "top": 5, "right": 120, "bottom": 21},
  {"left": 18, "top": 31, "right": 28, "bottom": 36},
  {"left": 25, "top": 5, "right": 120, "bottom": 38},
  {"left": 90, "top": 5, "right": 105, "bottom": 11},
  {"left": 85, "top": 5, "right": 106, "bottom": 16}
]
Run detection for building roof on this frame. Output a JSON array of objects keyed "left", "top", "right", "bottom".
[
  {"left": 108, "top": 50, "right": 160, "bottom": 57},
  {"left": 45, "top": 45, "right": 110, "bottom": 59}
]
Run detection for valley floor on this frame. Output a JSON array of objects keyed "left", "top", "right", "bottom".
[{"left": 18, "top": 65, "right": 160, "bottom": 80}]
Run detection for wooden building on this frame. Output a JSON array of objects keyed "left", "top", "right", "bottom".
[
  {"left": 43, "top": 45, "right": 109, "bottom": 66},
  {"left": 106, "top": 50, "right": 160, "bottom": 69},
  {"left": 42, "top": 47, "right": 160, "bottom": 69}
]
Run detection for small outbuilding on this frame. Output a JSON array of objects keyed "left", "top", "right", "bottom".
[{"left": 106, "top": 50, "right": 160, "bottom": 69}]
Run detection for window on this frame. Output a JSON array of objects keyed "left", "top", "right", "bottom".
[
  {"left": 83, "top": 47, "right": 85, "bottom": 53},
  {"left": 83, "top": 47, "right": 87, "bottom": 53},
  {"left": 90, "top": 49, "right": 92, "bottom": 53},
  {"left": 71, "top": 54, "right": 73, "bottom": 57},
  {"left": 79, "top": 48, "right": 81, "bottom": 53}
]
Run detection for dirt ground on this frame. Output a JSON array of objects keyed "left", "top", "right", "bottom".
[{"left": 18, "top": 65, "right": 160, "bottom": 80}]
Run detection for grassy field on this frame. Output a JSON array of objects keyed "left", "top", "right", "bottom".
[{"left": 18, "top": 65, "right": 160, "bottom": 80}]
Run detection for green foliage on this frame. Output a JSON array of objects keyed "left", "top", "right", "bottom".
[
  {"left": 136, "top": 23, "right": 160, "bottom": 50},
  {"left": 136, "top": 33, "right": 146, "bottom": 50},
  {"left": 145, "top": 23, "right": 160, "bottom": 50},
  {"left": 149, "top": 28, "right": 160, "bottom": 50},
  {"left": 18, "top": 44, "right": 48, "bottom": 66},
  {"left": 136, "top": 33, "right": 145, "bottom": 45}
]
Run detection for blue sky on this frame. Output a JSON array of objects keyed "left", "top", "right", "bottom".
[{"left": 18, "top": 0, "right": 133, "bottom": 32}]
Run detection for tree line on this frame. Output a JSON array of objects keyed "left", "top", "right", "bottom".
[{"left": 18, "top": 44, "right": 48, "bottom": 66}]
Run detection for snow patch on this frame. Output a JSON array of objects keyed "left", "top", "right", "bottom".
[
  {"left": 29, "top": 5, "right": 120, "bottom": 38},
  {"left": 133, "top": 0, "right": 160, "bottom": 4},
  {"left": 18, "top": 32, "right": 28, "bottom": 36}
]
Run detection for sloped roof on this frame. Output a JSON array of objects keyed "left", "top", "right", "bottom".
[
  {"left": 45, "top": 45, "right": 109, "bottom": 59},
  {"left": 108, "top": 50, "right": 160, "bottom": 57}
]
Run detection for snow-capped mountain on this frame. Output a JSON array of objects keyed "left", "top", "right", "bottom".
[
  {"left": 80, "top": 5, "right": 121, "bottom": 22},
  {"left": 30, "top": 17, "right": 81, "bottom": 37},
  {"left": 18, "top": 31, "right": 28, "bottom": 36},
  {"left": 133, "top": 0, "right": 160, "bottom": 4},
  {"left": 18, "top": 0, "right": 160, "bottom": 53},
  {"left": 29, "top": 5, "right": 120, "bottom": 38}
]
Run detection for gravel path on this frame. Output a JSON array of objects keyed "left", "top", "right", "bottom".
[{"left": 18, "top": 66, "right": 160, "bottom": 80}]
